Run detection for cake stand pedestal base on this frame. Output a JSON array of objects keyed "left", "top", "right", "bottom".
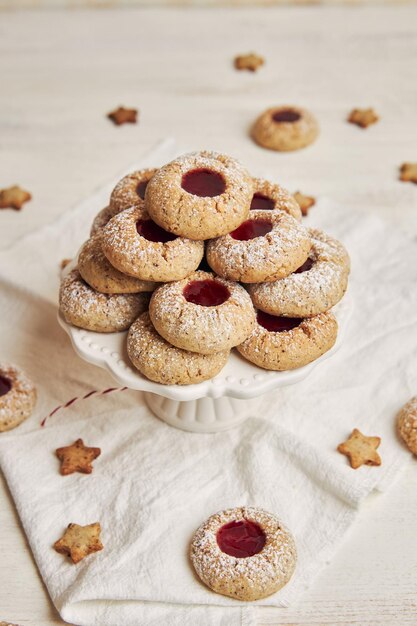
[{"left": 144, "top": 392, "right": 260, "bottom": 433}]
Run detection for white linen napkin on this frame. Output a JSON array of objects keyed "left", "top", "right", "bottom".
[{"left": 0, "top": 140, "right": 416, "bottom": 626}]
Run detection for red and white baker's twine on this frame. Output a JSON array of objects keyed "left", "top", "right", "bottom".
[{"left": 41, "top": 386, "right": 129, "bottom": 427}]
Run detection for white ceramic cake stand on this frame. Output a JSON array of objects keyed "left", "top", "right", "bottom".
[{"left": 58, "top": 295, "right": 353, "bottom": 433}]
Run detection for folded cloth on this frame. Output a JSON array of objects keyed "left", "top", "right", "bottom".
[{"left": 0, "top": 140, "right": 416, "bottom": 626}]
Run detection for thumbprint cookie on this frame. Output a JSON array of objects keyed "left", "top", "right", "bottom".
[
  {"left": 78, "top": 234, "right": 157, "bottom": 294},
  {"left": 0, "top": 363, "right": 37, "bottom": 432},
  {"left": 145, "top": 151, "right": 253, "bottom": 240},
  {"left": 190, "top": 506, "right": 297, "bottom": 601},
  {"left": 248, "top": 229, "right": 350, "bottom": 317},
  {"left": 90, "top": 206, "right": 113, "bottom": 237},
  {"left": 109, "top": 168, "right": 157, "bottom": 215},
  {"left": 396, "top": 397, "right": 417, "bottom": 455},
  {"left": 206, "top": 210, "right": 311, "bottom": 283},
  {"left": 127, "top": 313, "right": 229, "bottom": 385},
  {"left": 250, "top": 178, "right": 302, "bottom": 221},
  {"left": 149, "top": 270, "right": 255, "bottom": 354},
  {"left": 101, "top": 206, "right": 204, "bottom": 282},
  {"left": 237, "top": 310, "right": 338, "bottom": 370},
  {"left": 252, "top": 105, "right": 319, "bottom": 152},
  {"left": 59, "top": 269, "right": 149, "bottom": 333}
]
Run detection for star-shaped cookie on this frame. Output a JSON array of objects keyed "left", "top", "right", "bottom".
[
  {"left": 234, "top": 53, "right": 265, "bottom": 72},
  {"left": 347, "top": 108, "right": 379, "bottom": 129},
  {"left": 399, "top": 162, "right": 417, "bottom": 184},
  {"left": 54, "top": 522, "right": 103, "bottom": 564},
  {"left": 337, "top": 428, "right": 381, "bottom": 469},
  {"left": 0, "top": 185, "right": 32, "bottom": 211},
  {"left": 56, "top": 438, "right": 101, "bottom": 475},
  {"left": 293, "top": 191, "right": 316, "bottom": 217},
  {"left": 107, "top": 106, "right": 138, "bottom": 126}
]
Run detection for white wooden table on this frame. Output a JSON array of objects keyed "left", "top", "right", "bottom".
[{"left": 1, "top": 6, "right": 417, "bottom": 625}]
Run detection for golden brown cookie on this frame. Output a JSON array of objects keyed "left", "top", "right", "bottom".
[
  {"left": 348, "top": 108, "right": 379, "bottom": 129},
  {"left": 237, "top": 310, "right": 337, "bottom": 371},
  {"left": 101, "top": 205, "right": 204, "bottom": 282},
  {"left": 206, "top": 210, "right": 311, "bottom": 283},
  {"left": 251, "top": 105, "right": 319, "bottom": 152},
  {"left": 145, "top": 151, "right": 253, "bottom": 240},
  {"left": 293, "top": 191, "right": 316, "bottom": 216},
  {"left": 190, "top": 506, "right": 297, "bottom": 601},
  {"left": 59, "top": 269, "right": 149, "bottom": 333},
  {"left": 127, "top": 312, "right": 229, "bottom": 385},
  {"left": 149, "top": 271, "right": 255, "bottom": 355},
  {"left": 234, "top": 52, "right": 265, "bottom": 72},
  {"left": 337, "top": 429, "right": 381, "bottom": 469},
  {"left": 90, "top": 206, "right": 114, "bottom": 236},
  {"left": 78, "top": 233, "right": 157, "bottom": 294},
  {"left": 396, "top": 397, "right": 417, "bottom": 455},
  {"left": 250, "top": 178, "right": 302, "bottom": 221},
  {"left": 107, "top": 106, "right": 138, "bottom": 125},
  {"left": 248, "top": 229, "right": 350, "bottom": 318},
  {"left": 0, "top": 185, "right": 32, "bottom": 211},
  {"left": 399, "top": 163, "right": 417, "bottom": 185},
  {"left": 56, "top": 438, "right": 101, "bottom": 475},
  {"left": 0, "top": 363, "right": 37, "bottom": 432},
  {"left": 54, "top": 522, "right": 103, "bottom": 564},
  {"left": 109, "top": 168, "right": 157, "bottom": 216}
]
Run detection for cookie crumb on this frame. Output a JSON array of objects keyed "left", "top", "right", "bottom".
[
  {"left": 0, "top": 185, "right": 32, "bottom": 211},
  {"left": 399, "top": 162, "right": 417, "bottom": 185},
  {"left": 107, "top": 106, "right": 138, "bottom": 126},
  {"left": 234, "top": 53, "right": 264, "bottom": 72},
  {"left": 54, "top": 522, "right": 103, "bottom": 563},
  {"left": 293, "top": 191, "right": 316, "bottom": 216},
  {"left": 337, "top": 428, "right": 381, "bottom": 469},
  {"left": 56, "top": 438, "right": 101, "bottom": 475},
  {"left": 348, "top": 108, "right": 379, "bottom": 129},
  {"left": 60, "top": 258, "right": 71, "bottom": 270}
]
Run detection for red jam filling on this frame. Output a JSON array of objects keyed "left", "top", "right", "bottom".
[
  {"left": 272, "top": 109, "right": 301, "bottom": 123},
  {"left": 216, "top": 520, "right": 266, "bottom": 558},
  {"left": 181, "top": 168, "right": 226, "bottom": 197},
  {"left": 136, "top": 180, "right": 149, "bottom": 200},
  {"left": 0, "top": 375, "right": 12, "bottom": 398},
  {"left": 136, "top": 219, "right": 177, "bottom": 243},
  {"left": 183, "top": 279, "right": 230, "bottom": 307},
  {"left": 294, "top": 257, "right": 314, "bottom": 274},
  {"left": 230, "top": 219, "right": 272, "bottom": 241},
  {"left": 250, "top": 193, "right": 275, "bottom": 211},
  {"left": 257, "top": 310, "right": 302, "bottom": 332}
]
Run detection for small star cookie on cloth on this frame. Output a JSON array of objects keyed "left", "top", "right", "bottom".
[
  {"left": 337, "top": 428, "right": 381, "bottom": 469},
  {"left": 399, "top": 163, "right": 417, "bottom": 184},
  {"left": 0, "top": 185, "right": 32, "bottom": 211},
  {"left": 54, "top": 522, "right": 103, "bottom": 564},
  {"left": 234, "top": 52, "right": 265, "bottom": 72},
  {"left": 347, "top": 108, "right": 379, "bottom": 129},
  {"left": 107, "top": 106, "right": 138, "bottom": 126},
  {"left": 293, "top": 191, "right": 316, "bottom": 216},
  {"left": 56, "top": 438, "right": 101, "bottom": 475}
]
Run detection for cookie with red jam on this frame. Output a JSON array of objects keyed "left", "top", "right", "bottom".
[
  {"left": 109, "top": 168, "right": 157, "bottom": 216},
  {"left": 145, "top": 151, "right": 253, "bottom": 240},
  {"left": 237, "top": 310, "right": 338, "bottom": 370},
  {"left": 252, "top": 105, "right": 319, "bottom": 152},
  {"left": 250, "top": 177, "right": 302, "bottom": 221},
  {"left": 149, "top": 270, "right": 255, "bottom": 354},
  {"left": 190, "top": 506, "right": 297, "bottom": 601},
  {"left": 0, "top": 363, "right": 37, "bottom": 432}
]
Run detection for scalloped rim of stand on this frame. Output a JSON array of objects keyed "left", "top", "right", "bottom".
[{"left": 58, "top": 293, "right": 353, "bottom": 402}]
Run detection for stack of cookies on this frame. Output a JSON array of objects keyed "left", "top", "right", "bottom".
[{"left": 59, "top": 151, "right": 350, "bottom": 385}]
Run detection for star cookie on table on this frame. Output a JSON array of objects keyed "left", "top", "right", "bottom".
[
  {"left": 234, "top": 52, "right": 265, "bottom": 72},
  {"left": 293, "top": 191, "right": 316, "bottom": 216},
  {"left": 54, "top": 522, "right": 103, "bottom": 564},
  {"left": 56, "top": 438, "right": 101, "bottom": 475},
  {"left": 337, "top": 428, "right": 381, "bottom": 469},
  {"left": 0, "top": 185, "right": 32, "bottom": 211},
  {"left": 399, "top": 162, "right": 417, "bottom": 185},
  {"left": 107, "top": 106, "right": 138, "bottom": 126},
  {"left": 347, "top": 108, "right": 379, "bottom": 129}
]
